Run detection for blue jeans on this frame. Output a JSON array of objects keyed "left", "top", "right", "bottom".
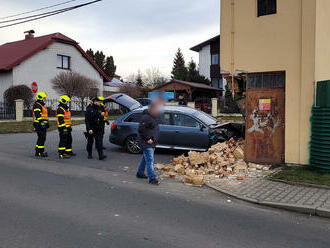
[{"left": 137, "top": 148, "right": 156, "bottom": 180}]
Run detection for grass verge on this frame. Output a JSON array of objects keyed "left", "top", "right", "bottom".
[
  {"left": 0, "top": 120, "right": 85, "bottom": 134},
  {"left": 269, "top": 165, "right": 330, "bottom": 187}
]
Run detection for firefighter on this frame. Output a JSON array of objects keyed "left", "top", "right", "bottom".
[
  {"left": 33, "top": 92, "right": 49, "bottom": 157},
  {"left": 56, "top": 95, "right": 75, "bottom": 159},
  {"left": 85, "top": 97, "right": 107, "bottom": 160},
  {"left": 98, "top": 96, "right": 109, "bottom": 150}
]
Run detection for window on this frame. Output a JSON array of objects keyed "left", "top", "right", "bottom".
[
  {"left": 211, "top": 78, "right": 219, "bottom": 88},
  {"left": 57, "top": 55, "right": 71, "bottom": 69},
  {"left": 248, "top": 71, "right": 285, "bottom": 89},
  {"left": 173, "top": 113, "right": 200, "bottom": 128},
  {"left": 211, "top": 54, "right": 219, "bottom": 65},
  {"left": 158, "top": 113, "right": 172, "bottom": 125},
  {"left": 258, "top": 0, "right": 277, "bottom": 17},
  {"left": 124, "top": 113, "right": 143, "bottom": 123}
]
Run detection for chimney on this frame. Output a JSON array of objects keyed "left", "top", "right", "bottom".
[{"left": 24, "top": 30, "right": 35, "bottom": 40}]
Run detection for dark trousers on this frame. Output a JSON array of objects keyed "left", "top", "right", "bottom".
[
  {"left": 58, "top": 130, "right": 72, "bottom": 155},
  {"left": 35, "top": 128, "right": 47, "bottom": 154},
  {"left": 87, "top": 131, "right": 103, "bottom": 157}
]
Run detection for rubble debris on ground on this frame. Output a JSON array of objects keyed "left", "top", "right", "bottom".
[{"left": 156, "top": 138, "right": 273, "bottom": 187}]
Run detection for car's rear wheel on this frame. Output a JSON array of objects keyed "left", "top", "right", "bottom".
[{"left": 125, "top": 135, "right": 141, "bottom": 154}]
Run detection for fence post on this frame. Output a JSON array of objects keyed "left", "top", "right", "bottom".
[
  {"left": 211, "top": 98, "right": 218, "bottom": 117},
  {"left": 15, "top": 99, "right": 24, "bottom": 122},
  {"left": 187, "top": 102, "right": 195, "bottom": 108}
]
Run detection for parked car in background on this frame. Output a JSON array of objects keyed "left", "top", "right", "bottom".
[
  {"left": 136, "top": 98, "right": 152, "bottom": 106},
  {"left": 105, "top": 94, "right": 245, "bottom": 154}
]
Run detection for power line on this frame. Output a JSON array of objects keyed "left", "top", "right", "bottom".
[
  {"left": 0, "top": 0, "right": 78, "bottom": 20},
  {"left": 0, "top": 0, "right": 102, "bottom": 29},
  {"left": 0, "top": 4, "right": 81, "bottom": 24}
]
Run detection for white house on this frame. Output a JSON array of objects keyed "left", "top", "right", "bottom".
[
  {"left": 190, "top": 35, "right": 224, "bottom": 90},
  {"left": 0, "top": 31, "right": 110, "bottom": 101}
]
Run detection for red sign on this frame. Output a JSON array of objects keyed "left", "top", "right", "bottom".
[
  {"left": 259, "top": 99, "right": 271, "bottom": 111},
  {"left": 31, "top": 82, "right": 38, "bottom": 94}
]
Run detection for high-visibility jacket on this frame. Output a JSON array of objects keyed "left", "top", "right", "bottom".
[
  {"left": 33, "top": 102, "right": 49, "bottom": 123},
  {"left": 56, "top": 106, "right": 72, "bottom": 127},
  {"left": 103, "top": 106, "right": 109, "bottom": 121}
]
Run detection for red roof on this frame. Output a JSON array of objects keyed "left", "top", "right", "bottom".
[
  {"left": 0, "top": 32, "right": 110, "bottom": 81},
  {"left": 156, "top": 79, "right": 223, "bottom": 91}
]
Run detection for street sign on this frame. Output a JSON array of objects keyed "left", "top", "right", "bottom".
[{"left": 31, "top": 82, "right": 38, "bottom": 94}]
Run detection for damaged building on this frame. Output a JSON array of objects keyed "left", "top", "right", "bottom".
[{"left": 220, "top": 0, "right": 330, "bottom": 165}]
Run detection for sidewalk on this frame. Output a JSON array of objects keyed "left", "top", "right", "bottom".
[{"left": 206, "top": 177, "right": 330, "bottom": 218}]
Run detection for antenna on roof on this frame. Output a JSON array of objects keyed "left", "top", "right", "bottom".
[{"left": 24, "top": 30, "right": 35, "bottom": 39}]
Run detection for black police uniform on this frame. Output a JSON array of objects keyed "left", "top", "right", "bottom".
[
  {"left": 56, "top": 103, "right": 73, "bottom": 157},
  {"left": 85, "top": 104, "right": 105, "bottom": 159},
  {"left": 33, "top": 100, "right": 49, "bottom": 156}
]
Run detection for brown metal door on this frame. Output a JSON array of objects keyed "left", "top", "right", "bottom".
[{"left": 245, "top": 88, "right": 285, "bottom": 164}]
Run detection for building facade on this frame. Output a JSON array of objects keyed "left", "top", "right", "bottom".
[
  {"left": 0, "top": 32, "right": 110, "bottom": 101},
  {"left": 220, "top": 0, "right": 330, "bottom": 164},
  {"left": 191, "top": 35, "right": 223, "bottom": 89}
]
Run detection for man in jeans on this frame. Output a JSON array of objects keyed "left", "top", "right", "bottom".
[{"left": 136, "top": 103, "right": 160, "bottom": 185}]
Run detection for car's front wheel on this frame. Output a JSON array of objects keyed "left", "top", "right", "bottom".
[{"left": 125, "top": 135, "right": 141, "bottom": 154}]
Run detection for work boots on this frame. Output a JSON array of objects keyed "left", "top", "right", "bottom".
[{"left": 98, "top": 150, "right": 107, "bottom": 161}]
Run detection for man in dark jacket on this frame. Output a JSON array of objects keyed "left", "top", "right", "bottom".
[
  {"left": 178, "top": 94, "right": 187, "bottom": 106},
  {"left": 136, "top": 103, "right": 160, "bottom": 185},
  {"left": 85, "top": 98, "right": 106, "bottom": 160}
]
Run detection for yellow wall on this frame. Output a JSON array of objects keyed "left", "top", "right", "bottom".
[{"left": 220, "top": 0, "right": 330, "bottom": 164}]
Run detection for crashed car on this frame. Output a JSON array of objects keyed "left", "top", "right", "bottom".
[{"left": 105, "top": 94, "right": 245, "bottom": 154}]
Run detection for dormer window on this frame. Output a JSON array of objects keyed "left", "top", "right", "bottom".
[
  {"left": 57, "top": 54, "right": 71, "bottom": 70},
  {"left": 257, "top": 0, "right": 277, "bottom": 17}
]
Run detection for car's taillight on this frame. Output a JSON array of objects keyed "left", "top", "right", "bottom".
[{"left": 111, "top": 123, "right": 117, "bottom": 130}]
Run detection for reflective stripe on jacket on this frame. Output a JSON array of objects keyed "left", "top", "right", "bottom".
[{"left": 103, "top": 106, "right": 109, "bottom": 121}]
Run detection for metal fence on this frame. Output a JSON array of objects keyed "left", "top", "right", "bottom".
[
  {"left": 0, "top": 102, "right": 16, "bottom": 120},
  {"left": 24, "top": 99, "right": 122, "bottom": 118}
]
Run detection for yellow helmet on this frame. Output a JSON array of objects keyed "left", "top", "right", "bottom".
[
  {"left": 59, "top": 95, "right": 71, "bottom": 104},
  {"left": 36, "top": 92, "right": 47, "bottom": 100},
  {"left": 97, "top": 96, "right": 105, "bottom": 101}
]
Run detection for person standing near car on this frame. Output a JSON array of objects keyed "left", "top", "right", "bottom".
[
  {"left": 136, "top": 103, "right": 160, "bottom": 185},
  {"left": 33, "top": 92, "right": 49, "bottom": 157},
  {"left": 178, "top": 94, "right": 187, "bottom": 106},
  {"left": 56, "top": 95, "right": 75, "bottom": 159},
  {"left": 85, "top": 98, "right": 107, "bottom": 160},
  {"left": 98, "top": 96, "right": 110, "bottom": 150}
]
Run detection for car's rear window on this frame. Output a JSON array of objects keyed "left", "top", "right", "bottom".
[{"left": 124, "top": 113, "right": 143, "bottom": 123}]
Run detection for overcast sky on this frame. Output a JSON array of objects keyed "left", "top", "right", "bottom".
[{"left": 0, "top": 0, "right": 220, "bottom": 79}]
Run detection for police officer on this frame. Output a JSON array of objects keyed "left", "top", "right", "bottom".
[
  {"left": 56, "top": 95, "right": 75, "bottom": 159},
  {"left": 33, "top": 92, "right": 49, "bottom": 157},
  {"left": 85, "top": 97, "right": 107, "bottom": 160}
]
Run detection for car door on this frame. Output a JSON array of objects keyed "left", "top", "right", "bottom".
[
  {"left": 172, "top": 113, "right": 209, "bottom": 150},
  {"left": 157, "top": 112, "right": 177, "bottom": 149}
]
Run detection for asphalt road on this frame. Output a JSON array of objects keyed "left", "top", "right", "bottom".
[
  {"left": 0, "top": 124, "right": 180, "bottom": 173},
  {"left": 0, "top": 126, "right": 330, "bottom": 247}
]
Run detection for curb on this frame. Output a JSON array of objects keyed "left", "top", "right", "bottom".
[{"left": 205, "top": 182, "right": 330, "bottom": 218}]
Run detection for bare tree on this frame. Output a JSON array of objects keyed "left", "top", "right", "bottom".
[
  {"left": 119, "top": 83, "right": 144, "bottom": 99},
  {"left": 51, "top": 71, "right": 99, "bottom": 110},
  {"left": 143, "top": 67, "right": 168, "bottom": 87}
]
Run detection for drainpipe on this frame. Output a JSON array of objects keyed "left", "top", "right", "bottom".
[{"left": 230, "top": 0, "right": 235, "bottom": 97}]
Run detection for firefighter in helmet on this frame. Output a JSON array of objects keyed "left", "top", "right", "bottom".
[
  {"left": 56, "top": 95, "right": 75, "bottom": 159},
  {"left": 33, "top": 92, "right": 49, "bottom": 157},
  {"left": 98, "top": 96, "right": 109, "bottom": 150}
]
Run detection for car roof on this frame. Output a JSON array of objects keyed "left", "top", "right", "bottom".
[{"left": 133, "top": 105, "right": 199, "bottom": 114}]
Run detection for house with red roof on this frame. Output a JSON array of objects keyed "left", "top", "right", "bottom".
[{"left": 0, "top": 31, "right": 111, "bottom": 101}]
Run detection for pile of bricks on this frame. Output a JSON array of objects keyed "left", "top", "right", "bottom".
[{"left": 156, "top": 139, "right": 272, "bottom": 186}]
